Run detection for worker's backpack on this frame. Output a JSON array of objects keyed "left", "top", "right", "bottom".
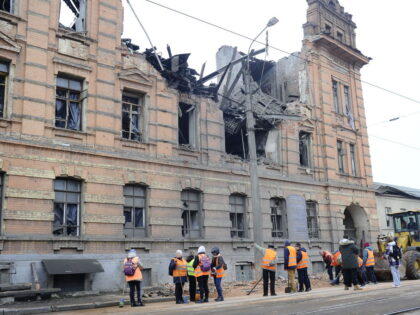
[
  {"left": 391, "top": 245, "right": 402, "bottom": 260},
  {"left": 123, "top": 258, "right": 136, "bottom": 276},
  {"left": 200, "top": 255, "right": 211, "bottom": 272}
]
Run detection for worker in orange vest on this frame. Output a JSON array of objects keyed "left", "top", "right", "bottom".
[
  {"left": 169, "top": 250, "right": 188, "bottom": 304},
  {"left": 211, "top": 247, "right": 226, "bottom": 302},
  {"left": 296, "top": 243, "right": 311, "bottom": 292},
  {"left": 192, "top": 246, "right": 211, "bottom": 303},
  {"left": 331, "top": 250, "right": 342, "bottom": 285},
  {"left": 320, "top": 250, "right": 334, "bottom": 282},
  {"left": 254, "top": 243, "right": 277, "bottom": 296},
  {"left": 123, "top": 249, "right": 144, "bottom": 307},
  {"left": 284, "top": 240, "right": 297, "bottom": 293},
  {"left": 357, "top": 256, "right": 367, "bottom": 287},
  {"left": 363, "top": 242, "right": 377, "bottom": 284}
]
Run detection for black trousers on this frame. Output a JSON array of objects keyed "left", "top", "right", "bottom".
[
  {"left": 188, "top": 275, "right": 196, "bottom": 301},
  {"left": 333, "top": 266, "right": 342, "bottom": 284},
  {"left": 326, "top": 265, "right": 334, "bottom": 280},
  {"left": 197, "top": 275, "right": 209, "bottom": 301},
  {"left": 175, "top": 282, "right": 184, "bottom": 303},
  {"left": 128, "top": 280, "right": 141, "bottom": 305},
  {"left": 262, "top": 269, "right": 276, "bottom": 295},
  {"left": 365, "top": 266, "right": 377, "bottom": 283},
  {"left": 297, "top": 268, "right": 311, "bottom": 291},
  {"left": 342, "top": 268, "right": 358, "bottom": 287}
]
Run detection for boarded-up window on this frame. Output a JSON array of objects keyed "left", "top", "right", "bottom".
[
  {"left": 306, "top": 201, "right": 319, "bottom": 239},
  {"left": 124, "top": 185, "right": 146, "bottom": 238},
  {"left": 0, "top": 61, "right": 9, "bottom": 117},
  {"left": 229, "top": 194, "right": 246, "bottom": 238},
  {"left": 53, "top": 179, "right": 81, "bottom": 236},
  {"left": 122, "top": 92, "right": 142, "bottom": 141},
  {"left": 56, "top": 76, "right": 83, "bottom": 131},
  {"left": 181, "top": 190, "right": 201, "bottom": 238},
  {"left": 270, "top": 198, "right": 287, "bottom": 238},
  {"left": 235, "top": 263, "right": 254, "bottom": 282}
]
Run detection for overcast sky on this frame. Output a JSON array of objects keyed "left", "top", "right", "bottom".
[{"left": 120, "top": 0, "right": 420, "bottom": 189}]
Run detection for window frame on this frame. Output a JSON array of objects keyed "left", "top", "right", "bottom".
[
  {"left": 306, "top": 201, "right": 319, "bottom": 239},
  {"left": 122, "top": 91, "right": 143, "bottom": 142},
  {"left": 178, "top": 102, "right": 197, "bottom": 149},
  {"left": 181, "top": 189, "right": 202, "bottom": 239},
  {"left": 299, "top": 131, "right": 311, "bottom": 168},
  {"left": 229, "top": 194, "right": 246, "bottom": 239},
  {"left": 53, "top": 178, "right": 82, "bottom": 237},
  {"left": 0, "top": 0, "right": 14, "bottom": 14},
  {"left": 0, "top": 61, "right": 9, "bottom": 118},
  {"left": 270, "top": 198, "right": 287, "bottom": 238},
  {"left": 0, "top": 173, "right": 3, "bottom": 234},
  {"left": 59, "top": 0, "right": 87, "bottom": 33},
  {"left": 337, "top": 140, "right": 345, "bottom": 173},
  {"left": 332, "top": 80, "right": 340, "bottom": 113},
  {"left": 123, "top": 184, "right": 147, "bottom": 238},
  {"left": 55, "top": 75, "right": 83, "bottom": 131},
  {"left": 349, "top": 143, "right": 357, "bottom": 176}
]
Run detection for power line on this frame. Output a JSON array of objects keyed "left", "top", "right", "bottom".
[
  {"left": 369, "top": 134, "right": 420, "bottom": 151},
  {"left": 369, "top": 110, "right": 420, "bottom": 127},
  {"left": 144, "top": 0, "right": 420, "bottom": 106}
]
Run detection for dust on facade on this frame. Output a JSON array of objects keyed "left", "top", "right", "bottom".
[{"left": 0, "top": 0, "right": 379, "bottom": 292}]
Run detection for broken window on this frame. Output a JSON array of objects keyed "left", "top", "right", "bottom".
[
  {"left": 343, "top": 85, "right": 355, "bottom": 129},
  {"left": 337, "top": 140, "right": 345, "bottom": 173},
  {"left": 324, "top": 24, "right": 332, "bottom": 34},
  {"left": 178, "top": 103, "right": 196, "bottom": 148},
  {"left": 229, "top": 194, "right": 246, "bottom": 238},
  {"left": 59, "top": 0, "right": 86, "bottom": 32},
  {"left": 181, "top": 189, "right": 201, "bottom": 238},
  {"left": 0, "top": 61, "right": 8, "bottom": 118},
  {"left": 385, "top": 207, "right": 392, "bottom": 228},
  {"left": 332, "top": 80, "right": 340, "bottom": 113},
  {"left": 299, "top": 131, "right": 311, "bottom": 168},
  {"left": 0, "top": 0, "right": 12, "bottom": 13},
  {"left": 306, "top": 201, "right": 319, "bottom": 239},
  {"left": 225, "top": 120, "right": 248, "bottom": 159},
  {"left": 270, "top": 198, "right": 286, "bottom": 238},
  {"left": 124, "top": 185, "right": 146, "bottom": 238},
  {"left": 53, "top": 178, "right": 81, "bottom": 236},
  {"left": 349, "top": 143, "right": 357, "bottom": 176},
  {"left": 122, "top": 92, "right": 142, "bottom": 141},
  {"left": 55, "top": 76, "right": 83, "bottom": 131},
  {"left": 337, "top": 31, "right": 343, "bottom": 42}
]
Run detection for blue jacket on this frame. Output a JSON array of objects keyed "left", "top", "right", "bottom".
[
  {"left": 363, "top": 246, "right": 373, "bottom": 265},
  {"left": 296, "top": 247, "right": 307, "bottom": 263}
]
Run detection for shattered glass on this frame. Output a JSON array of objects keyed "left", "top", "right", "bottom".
[
  {"left": 66, "top": 204, "right": 78, "bottom": 236},
  {"left": 53, "top": 203, "right": 64, "bottom": 235},
  {"left": 134, "top": 208, "right": 144, "bottom": 228},
  {"left": 68, "top": 102, "right": 81, "bottom": 130}
]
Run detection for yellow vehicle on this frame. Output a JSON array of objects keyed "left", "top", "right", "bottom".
[{"left": 377, "top": 210, "right": 420, "bottom": 279}]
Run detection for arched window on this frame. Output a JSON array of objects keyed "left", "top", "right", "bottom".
[
  {"left": 181, "top": 189, "right": 201, "bottom": 238},
  {"left": 270, "top": 198, "right": 287, "bottom": 238},
  {"left": 124, "top": 185, "right": 147, "bottom": 238}
]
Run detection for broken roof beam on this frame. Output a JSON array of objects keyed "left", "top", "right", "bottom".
[{"left": 197, "top": 48, "right": 266, "bottom": 85}]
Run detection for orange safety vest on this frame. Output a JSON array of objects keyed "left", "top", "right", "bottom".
[
  {"left": 331, "top": 251, "right": 341, "bottom": 267},
  {"left": 357, "top": 256, "right": 363, "bottom": 268},
  {"left": 124, "top": 257, "right": 143, "bottom": 282},
  {"left": 172, "top": 258, "right": 187, "bottom": 278},
  {"left": 297, "top": 251, "right": 309, "bottom": 269},
  {"left": 195, "top": 253, "right": 210, "bottom": 277},
  {"left": 365, "top": 250, "right": 375, "bottom": 267},
  {"left": 214, "top": 256, "right": 225, "bottom": 278},
  {"left": 287, "top": 246, "right": 297, "bottom": 267},
  {"left": 261, "top": 248, "right": 277, "bottom": 271}
]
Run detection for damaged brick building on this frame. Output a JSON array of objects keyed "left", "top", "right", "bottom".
[{"left": 0, "top": 0, "right": 378, "bottom": 292}]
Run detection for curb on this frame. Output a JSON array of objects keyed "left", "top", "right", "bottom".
[{"left": 0, "top": 296, "right": 174, "bottom": 315}]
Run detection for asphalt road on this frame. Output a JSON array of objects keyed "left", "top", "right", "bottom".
[{"left": 56, "top": 280, "right": 420, "bottom": 315}]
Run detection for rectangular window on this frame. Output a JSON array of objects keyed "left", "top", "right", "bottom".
[
  {"left": 385, "top": 207, "right": 392, "bottom": 228},
  {"left": 343, "top": 86, "right": 350, "bottom": 111},
  {"left": 53, "top": 179, "right": 81, "bottom": 236},
  {"left": 0, "top": 61, "right": 9, "bottom": 117},
  {"left": 59, "top": 0, "right": 86, "bottom": 32},
  {"left": 178, "top": 103, "right": 196, "bottom": 148},
  {"left": 337, "top": 140, "right": 345, "bottom": 173},
  {"left": 0, "top": 174, "right": 3, "bottom": 231},
  {"left": 229, "top": 194, "right": 246, "bottom": 238},
  {"left": 337, "top": 31, "right": 343, "bottom": 42},
  {"left": 299, "top": 131, "right": 311, "bottom": 168},
  {"left": 306, "top": 201, "right": 319, "bottom": 239},
  {"left": 181, "top": 190, "right": 201, "bottom": 238},
  {"left": 270, "top": 198, "right": 286, "bottom": 238},
  {"left": 55, "top": 76, "right": 83, "bottom": 130},
  {"left": 124, "top": 185, "right": 146, "bottom": 238},
  {"left": 122, "top": 93, "right": 142, "bottom": 141},
  {"left": 332, "top": 80, "right": 340, "bottom": 113},
  {"left": 324, "top": 24, "right": 331, "bottom": 34},
  {"left": 349, "top": 143, "right": 356, "bottom": 176},
  {"left": 0, "top": 0, "right": 13, "bottom": 13}
]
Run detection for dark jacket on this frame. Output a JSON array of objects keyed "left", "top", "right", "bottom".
[
  {"left": 339, "top": 238, "right": 359, "bottom": 269},
  {"left": 169, "top": 257, "right": 187, "bottom": 284},
  {"left": 211, "top": 255, "right": 225, "bottom": 270},
  {"left": 296, "top": 247, "right": 307, "bottom": 263},
  {"left": 284, "top": 241, "right": 296, "bottom": 270}
]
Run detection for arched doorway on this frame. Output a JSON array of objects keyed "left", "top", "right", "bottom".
[{"left": 343, "top": 204, "right": 370, "bottom": 249}]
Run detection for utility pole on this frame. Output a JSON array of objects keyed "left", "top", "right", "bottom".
[{"left": 245, "top": 17, "right": 278, "bottom": 273}]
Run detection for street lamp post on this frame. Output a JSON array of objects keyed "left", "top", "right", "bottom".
[{"left": 244, "top": 17, "right": 278, "bottom": 255}]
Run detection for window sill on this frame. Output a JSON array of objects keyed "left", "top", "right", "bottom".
[
  {"left": 0, "top": 10, "right": 24, "bottom": 24},
  {"left": 0, "top": 118, "right": 13, "bottom": 128},
  {"left": 57, "top": 28, "right": 95, "bottom": 45},
  {"left": 120, "top": 138, "right": 147, "bottom": 149},
  {"left": 177, "top": 146, "right": 200, "bottom": 157},
  {"left": 53, "top": 127, "right": 87, "bottom": 140}
]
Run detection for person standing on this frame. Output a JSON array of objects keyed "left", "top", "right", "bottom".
[
  {"left": 211, "top": 247, "right": 226, "bottom": 301},
  {"left": 331, "top": 250, "right": 342, "bottom": 285},
  {"left": 363, "top": 242, "right": 377, "bottom": 284},
  {"left": 169, "top": 250, "right": 188, "bottom": 304},
  {"left": 357, "top": 256, "right": 367, "bottom": 287},
  {"left": 296, "top": 243, "right": 311, "bottom": 292},
  {"left": 254, "top": 243, "right": 277, "bottom": 296},
  {"left": 186, "top": 252, "right": 196, "bottom": 302},
  {"left": 284, "top": 240, "right": 297, "bottom": 293},
  {"left": 193, "top": 246, "right": 211, "bottom": 303},
  {"left": 339, "top": 236, "right": 362, "bottom": 291},
  {"left": 385, "top": 238, "right": 401, "bottom": 288},
  {"left": 123, "top": 249, "right": 144, "bottom": 307},
  {"left": 320, "top": 250, "right": 334, "bottom": 282}
]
